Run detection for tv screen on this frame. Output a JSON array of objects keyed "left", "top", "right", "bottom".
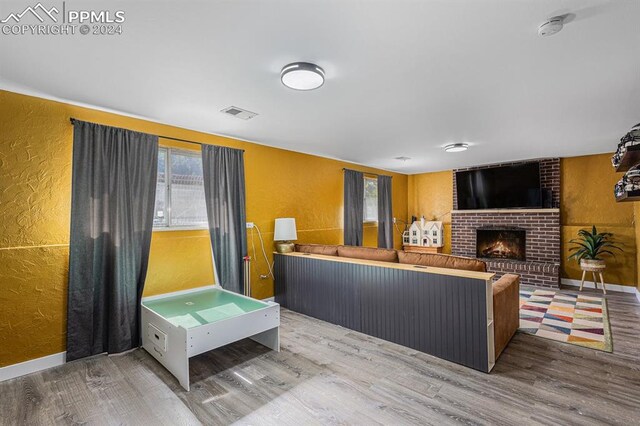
[{"left": 456, "top": 163, "right": 542, "bottom": 210}]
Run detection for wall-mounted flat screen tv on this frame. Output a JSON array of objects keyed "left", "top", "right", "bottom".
[{"left": 456, "top": 162, "right": 542, "bottom": 210}]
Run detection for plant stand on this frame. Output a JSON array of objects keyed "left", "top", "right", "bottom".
[{"left": 579, "top": 260, "right": 607, "bottom": 295}]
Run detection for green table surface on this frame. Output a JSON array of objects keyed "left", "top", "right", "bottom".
[{"left": 143, "top": 288, "right": 268, "bottom": 328}]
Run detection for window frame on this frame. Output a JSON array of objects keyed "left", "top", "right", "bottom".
[
  {"left": 153, "top": 146, "right": 209, "bottom": 232},
  {"left": 363, "top": 175, "right": 379, "bottom": 224}
]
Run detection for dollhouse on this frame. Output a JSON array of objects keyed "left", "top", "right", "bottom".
[{"left": 402, "top": 218, "right": 444, "bottom": 247}]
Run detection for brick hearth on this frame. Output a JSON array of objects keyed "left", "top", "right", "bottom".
[
  {"left": 451, "top": 158, "right": 561, "bottom": 288},
  {"left": 485, "top": 259, "right": 560, "bottom": 288}
]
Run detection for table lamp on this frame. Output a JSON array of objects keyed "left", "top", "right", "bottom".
[{"left": 274, "top": 218, "right": 297, "bottom": 253}]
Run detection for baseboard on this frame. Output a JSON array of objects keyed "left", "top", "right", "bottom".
[
  {"left": 636, "top": 288, "right": 640, "bottom": 304},
  {"left": 262, "top": 296, "right": 275, "bottom": 302},
  {"left": 561, "top": 278, "right": 638, "bottom": 294},
  {"left": 0, "top": 352, "right": 66, "bottom": 382}
]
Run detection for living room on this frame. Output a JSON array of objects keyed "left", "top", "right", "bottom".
[{"left": 1, "top": 1, "right": 639, "bottom": 424}]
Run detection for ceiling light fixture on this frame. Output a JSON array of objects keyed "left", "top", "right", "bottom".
[
  {"left": 444, "top": 143, "right": 469, "bottom": 153},
  {"left": 281, "top": 62, "right": 325, "bottom": 91}
]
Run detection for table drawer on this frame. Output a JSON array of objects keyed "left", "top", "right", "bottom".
[{"left": 147, "top": 323, "right": 167, "bottom": 352}]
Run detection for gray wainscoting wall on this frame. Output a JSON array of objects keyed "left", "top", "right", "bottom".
[{"left": 274, "top": 254, "right": 494, "bottom": 372}]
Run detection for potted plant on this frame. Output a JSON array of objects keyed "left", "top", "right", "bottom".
[{"left": 568, "top": 225, "right": 622, "bottom": 271}]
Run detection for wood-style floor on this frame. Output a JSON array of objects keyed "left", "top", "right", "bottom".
[{"left": 2, "top": 287, "right": 639, "bottom": 425}]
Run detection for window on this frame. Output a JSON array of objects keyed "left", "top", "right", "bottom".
[
  {"left": 363, "top": 177, "right": 378, "bottom": 222},
  {"left": 154, "top": 148, "right": 208, "bottom": 229}
]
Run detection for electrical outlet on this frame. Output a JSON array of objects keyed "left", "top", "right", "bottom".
[
  {"left": 246, "top": 222, "right": 254, "bottom": 229},
  {"left": 393, "top": 217, "right": 397, "bottom": 224},
  {"left": 259, "top": 274, "right": 269, "bottom": 280}
]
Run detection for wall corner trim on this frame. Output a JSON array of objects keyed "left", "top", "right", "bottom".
[
  {"left": 0, "top": 352, "right": 66, "bottom": 382},
  {"left": 561, "top": 278, "right": 638, "bottom": 294}
]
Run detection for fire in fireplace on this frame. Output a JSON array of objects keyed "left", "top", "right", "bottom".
[{"left": 476, "top": 228, "right": 526, "bottom": 261}]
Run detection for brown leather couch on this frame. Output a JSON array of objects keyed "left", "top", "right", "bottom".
[{"left": 295, "top": 243, "right": 520, "bottom": 359}]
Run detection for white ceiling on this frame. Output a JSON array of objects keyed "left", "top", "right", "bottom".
[{"left": 1, "top": 0, "right": 639, "bottom": 173}]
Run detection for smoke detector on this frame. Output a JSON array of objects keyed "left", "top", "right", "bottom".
[
  {"left": 538, "top": 16, "right": 564, "bottom": 37},
  {"left": 221, "top": 106, "right": 258, "bottom": 120}
]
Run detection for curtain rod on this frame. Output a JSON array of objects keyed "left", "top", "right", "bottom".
[
  {"left": 69, "top": 118, "right": 245, "bottom": 152},
  {"left": 342, "top": 167, "right": 392, "bottom": 178}
]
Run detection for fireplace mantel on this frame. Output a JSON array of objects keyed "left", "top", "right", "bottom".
[{"left": 452, "top": 208, "right": 559, "bottom": 214}]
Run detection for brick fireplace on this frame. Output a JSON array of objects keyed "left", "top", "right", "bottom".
[{"left": 451, "top": 159, "right": 561, "bottom": 288}]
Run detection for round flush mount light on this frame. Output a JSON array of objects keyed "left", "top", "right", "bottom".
[
  {"left": 281, "top": 62, "right": 325, "bottom": 91},
  {"left": 444, "top": 143, "right": 469, "bottom": 153},
  {"left": 538, "top": 16, "right": 564, "bottom": 37}
]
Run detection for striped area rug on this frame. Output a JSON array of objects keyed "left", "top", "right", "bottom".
[{"left": 519, "top": 289, "right": 612, "bottom": 352}]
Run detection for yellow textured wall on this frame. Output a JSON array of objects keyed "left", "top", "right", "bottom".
[
  {"left": 0, "top": 90, "right": 407, "bottom": 366},
  {"left": 561, "top": 154, "right": 636, "bottom": 286},
  {"left": 407, "top": 171, "right": 453, "bottom": 254},
  {"left": 145, "top": 230, "right": 215, "bottom": 297}
]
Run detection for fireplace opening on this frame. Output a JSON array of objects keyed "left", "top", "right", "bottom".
[{"left": 476, "top": 228, "right": 526, "bottom": 261}]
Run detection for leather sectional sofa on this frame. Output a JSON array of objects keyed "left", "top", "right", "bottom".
[{"left": 292, "top": 243, "right": 520, "bottom": 360}]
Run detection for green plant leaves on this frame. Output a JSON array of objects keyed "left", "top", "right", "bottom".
[{"left": 567, "top": 226, "right": 623, "bottom": 262}]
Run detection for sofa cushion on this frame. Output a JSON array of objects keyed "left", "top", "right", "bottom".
[
  {"left": 397, "top": 251, "right": 487, "bottom": 272},
  {"left": 295, "top": 243, "right": 339, "bottom": 256},
  {"left": 337, "top": 245, "right": 399, "bottom": 263}
]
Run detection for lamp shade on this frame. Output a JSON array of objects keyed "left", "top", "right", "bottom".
[{"left": 274, "top": 218, "right": 297, "bottom": 241}]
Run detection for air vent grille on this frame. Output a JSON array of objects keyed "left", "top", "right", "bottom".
[{"left": 221, "top": 106, "right": 258, "bottom": 120}]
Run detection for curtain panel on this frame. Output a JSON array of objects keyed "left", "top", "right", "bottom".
[
  {"left": 201, "top": 145, "right": 247, "bottom": 294},
  {"left": 67, "top": 120, "right": 158, "bottom": 361},
  {"left": 344, "top": 169, "right": 364, "bottom": 246},
  {"left": 377, "top": 175, "right": 393, "bottom": 248}
]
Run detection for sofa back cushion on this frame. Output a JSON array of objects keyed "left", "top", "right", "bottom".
[
  {"left": 295, "top": 243, "right": 339, "bottom": 256},
  {"left": 337, "top": 245, "right": 399, "bottom": 263},
  {"left": 398, "top": 251, "right": 487, "bottom": 272}
]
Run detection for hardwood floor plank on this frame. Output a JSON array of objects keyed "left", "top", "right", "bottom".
[
  {"left": 109, "top": 351, "right": 202, "bottom": 426},
  {"left": 1, "top": 285, "right": 639, "bottom": 425}
]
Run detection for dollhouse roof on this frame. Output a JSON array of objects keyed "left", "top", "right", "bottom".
[{"left": 409, "top": 221, "right": 443, "bottom": 231}]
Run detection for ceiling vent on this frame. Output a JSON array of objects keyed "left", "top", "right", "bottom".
[{"left": 221, "top": 106, "right": 258, "bottom": 120}]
